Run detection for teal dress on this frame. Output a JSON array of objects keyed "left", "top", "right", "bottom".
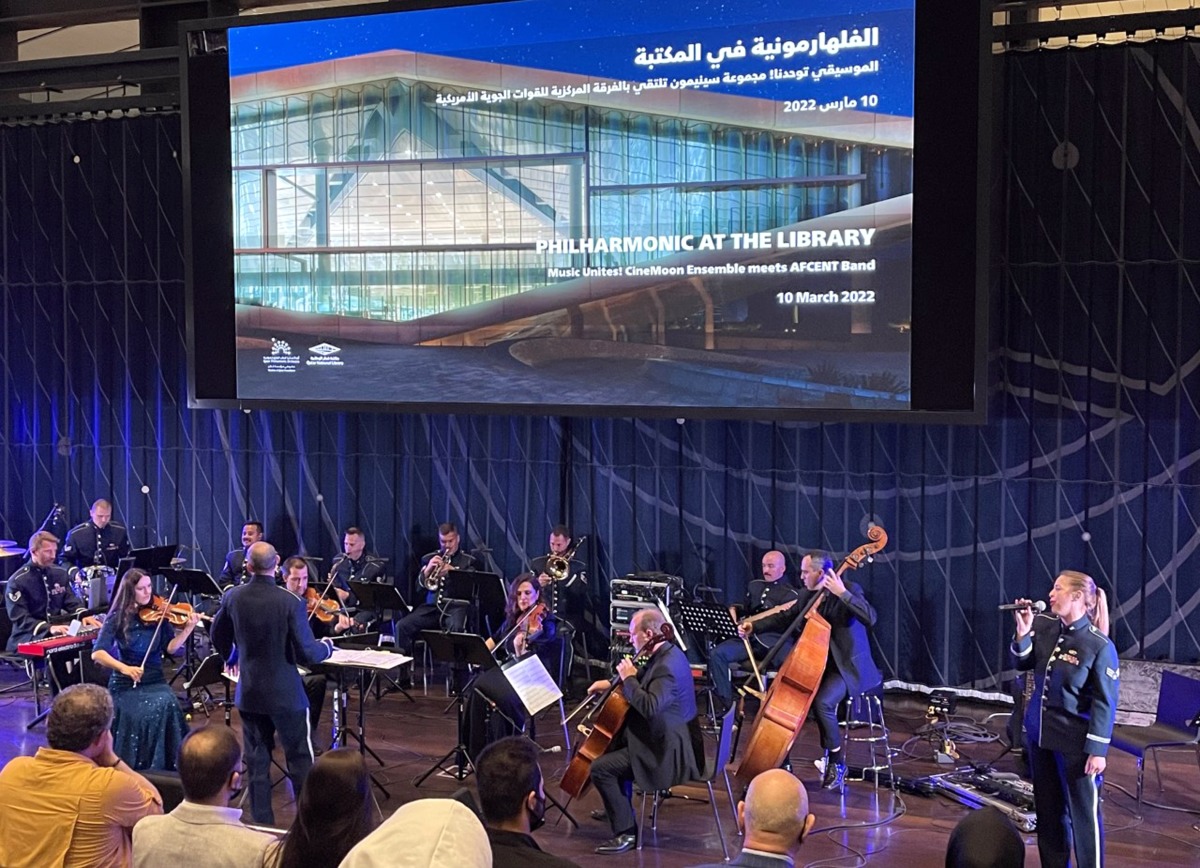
[{"left": 92, "top": 615, "right": 189, "bottom": 770}]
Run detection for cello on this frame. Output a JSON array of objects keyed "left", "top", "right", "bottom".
[
  {"left": 733, "top": 525, "right": 888, "bottom": 789},
  {"left": 559, "top": 624, "right": 675, "bottom": 799}
]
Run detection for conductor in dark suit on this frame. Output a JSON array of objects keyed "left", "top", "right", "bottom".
[
  {"left": 210, "top": 541, "right": 334, "bottom": 825},
  {"left": 586, "top": 607, "right": 700, "bottom": 855}
]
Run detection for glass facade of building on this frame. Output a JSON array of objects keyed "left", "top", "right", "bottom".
[{"left": 231, "top": 78, "right": 912, "bottom": 322}]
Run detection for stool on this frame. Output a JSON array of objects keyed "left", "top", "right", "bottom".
[{"left": 838, "top": 690, "right": 894, "bottom": 790}]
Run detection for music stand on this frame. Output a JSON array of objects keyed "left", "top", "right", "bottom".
[
  {"left": 441, "top": 570, "right": 506, "bottom": 636},
  {"left": 675, "top": 600, "right": 739, "bottom": 650},
  {"left": 412, "top": 630, "right": 497, "bottom": 786},
  {"left": 319, "top": 637, "right": 411, "bottom": 799},
  {"left": 350, "top": 580, "right": 409, "bottom": 622},
  {"left": 129, "top": 544, "right": 180, "bottom": 575},
  {"left": 183, "top": 652, "right": 233, "bottom": 726},
  {"left": 165, "top": 569, "right": 220, "bottom": 688}
]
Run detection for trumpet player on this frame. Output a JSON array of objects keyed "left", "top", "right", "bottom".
[{"left": 392, "top": 522, "right": 475, "bottom": 662}]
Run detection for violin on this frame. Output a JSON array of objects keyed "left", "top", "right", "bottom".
[
  {"left": 521, "top": 602, "right": 547, "bottom": 640},
  {"left": 304, "top": 587, "right": 341, "bottom": 623},
  {"left": 137, "top": 595, "right": 210, "bottom": 627}
]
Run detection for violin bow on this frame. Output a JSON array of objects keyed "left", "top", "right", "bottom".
[{"left": 135, "top": 582, "right": 180, "bottom": 688}]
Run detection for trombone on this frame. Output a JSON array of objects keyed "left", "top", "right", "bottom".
[{"left": 544, "top": 535, "right": 586, "bottom": 582}]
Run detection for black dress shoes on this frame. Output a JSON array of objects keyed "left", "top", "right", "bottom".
[
  {"left": 590, "top": 809, "right": 608, "bottom": 821},
  {"left": 822, "top": 760, "right": 847, "bottom": 790},
  {"left": 595, "top": 833, "right": 637, "bottom": 854}
]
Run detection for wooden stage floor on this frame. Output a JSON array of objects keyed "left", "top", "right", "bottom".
[{"left": 0, "top": 661, "right": 1197, "bottom": 867}]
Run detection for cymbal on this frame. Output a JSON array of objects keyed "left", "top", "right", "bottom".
[
  {"left": 170, "top": 557, "right": 187, "bottom": 566},
  {"left": 0, "top": 540, "right": 24, "bottom": 558}
]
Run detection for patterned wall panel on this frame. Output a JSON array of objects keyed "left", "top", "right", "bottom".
[{"left": 3, "top": 39, "right": 1200, "bottom": 691}]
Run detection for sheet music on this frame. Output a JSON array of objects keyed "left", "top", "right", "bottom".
[
  {"left": 502, "top": 653, "right": 563, "bottom": 716},
  {"left": 326, "top": 648, "right": 412, "bottom": 670}
]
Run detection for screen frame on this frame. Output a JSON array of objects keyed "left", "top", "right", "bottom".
[{"left": 183, "top": 0, "right": 990, "bottom": 423}]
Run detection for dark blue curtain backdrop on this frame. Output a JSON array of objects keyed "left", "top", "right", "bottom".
[{"left": 2, "top": 40, "right": 1199, "bottom": 690}]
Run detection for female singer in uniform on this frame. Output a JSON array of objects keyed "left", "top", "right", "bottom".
[
  {"left": 91, "top": 567, "right": 200, "bottom": 770},
  {"left": 463, "top": 573, "right": 559, "bottom": 762},
  {"left": 1011, "top": 570, "right": 1118, "bottom": 868}
]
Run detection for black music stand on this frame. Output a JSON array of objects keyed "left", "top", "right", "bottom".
[
  {"left": 412, "top": 630, "right": 497, "bottom": 786},
  {"left": 320, "top": 634, "right": 409, "bottom": 799},
  {"left": 675, "top": 601, "right": 739, "bottom": 650},
  {"left": 129, "top": 544, "right": 180, "bottom": 575},
  {"left": 350, "top": 580, "right": 408, "bottom": 626},
  {"left": 183, "top": 652, "right": 233, "bottom": 725},
  {"left": 165, "top": 569, "right": 220, "bottom": 689},
  {"left": 441, "top": 570, "right": 506, "bottom": 636}
]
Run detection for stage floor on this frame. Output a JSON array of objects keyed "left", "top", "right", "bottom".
[{"left": 0, "top": 661, "right": 1197, "bottom": 867}]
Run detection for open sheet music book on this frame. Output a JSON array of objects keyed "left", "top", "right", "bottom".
[{"left": 502, "top": 653, "right": 563, "bottom": 716}]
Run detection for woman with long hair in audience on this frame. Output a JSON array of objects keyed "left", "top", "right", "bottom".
[
  {"left": 263, "top": 747, "right": 375, "bottom": 868},
  {"left": 91, "top": 567, "right": 199, "bottom": 770}
]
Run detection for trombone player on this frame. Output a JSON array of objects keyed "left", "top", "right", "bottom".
[{"left": 529, "top": 524, "right": 586, "bottom": 615}]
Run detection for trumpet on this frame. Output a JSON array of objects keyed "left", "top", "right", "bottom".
[
  {"left": 421, "top": 549, "right": 452, "bottom": 591},
  {"left": 544, "top": 535, "right": 586, "bottom": 582}
]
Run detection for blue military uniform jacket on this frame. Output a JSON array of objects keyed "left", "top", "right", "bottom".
[
  {"left": 211, "top": 574, "right": 333, "bottom": 714},
  {"left": 744, "top": 579, "right": 802, "bottom": 642},
  {"left": 61, "top": 521, "right": 131, "bottom": 569},
  {"left": 5, "top": 562, "right": 84, "bottom": 650},
  {"left": 1012, "top": 613, "right": 1119, "bottom": 757}
]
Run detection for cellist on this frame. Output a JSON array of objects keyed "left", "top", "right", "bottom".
[
  {"left": 584, "top": 608, "right": 699, "bottom": 856},
  {"left": 780, "top": 550, "right": 882, "bottom": 790}
]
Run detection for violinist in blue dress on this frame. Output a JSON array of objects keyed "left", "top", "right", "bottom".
[{"left": 91, "top": 568, "right": 200, "bottom": 770}]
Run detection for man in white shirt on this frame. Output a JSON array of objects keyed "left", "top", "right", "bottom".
[{"left": 132, "top": 726, "right": 275, "bottom": 868}]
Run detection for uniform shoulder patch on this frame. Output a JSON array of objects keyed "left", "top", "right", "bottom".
[
  {"left": 1105, "top": 666, "right": 1120, "bottom": 680},
  {"left": 7, "top": 588, "right": 20, "bottom": 603}
]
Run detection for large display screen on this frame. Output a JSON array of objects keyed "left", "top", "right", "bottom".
[{"left": 185, "top": 0, "right": 987, "bottom": 419}]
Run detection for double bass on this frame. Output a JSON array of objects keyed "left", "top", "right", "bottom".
[
  {"left": 733, "top": 525, "right": 888, "bottom": 789},
  {"left": 559, "top": 624, "right": 675, "bottom": 799}
]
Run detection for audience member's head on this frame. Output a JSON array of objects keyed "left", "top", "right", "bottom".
[
  {"left": 339, "top": 798, "right": 491, "bottom": 868},
  {"left": 739, "top": 769, "right": 816, "bottom": 858},
  {"left": 46, "top": 684, "right": 113, "bottom": 757},
  {"left": 475, "top": 737, "right": 546, "bottom": 833},
  {"left": 945, "top": 807, "right": 1025, "bottom": 868},
  {"left": 272, "top": 748, "right": 374, "bottom": 868},
  {"left": 177, "top": 726, "right": 242, "bottom": 805}
]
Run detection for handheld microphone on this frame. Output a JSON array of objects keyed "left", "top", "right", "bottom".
[
  {"left": 997, "top": 600, "right": 1046, "bottom": 612},
  {"left": 540, "top": 745, "right": 563, "bottom": 754}
]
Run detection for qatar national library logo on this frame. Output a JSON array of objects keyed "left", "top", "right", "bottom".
[{"left": 307, "top": 341, "right": 344, "bottom": 367}]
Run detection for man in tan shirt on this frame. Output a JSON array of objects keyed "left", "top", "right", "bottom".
[{"left": 0, "top": 683, "right": 162, "bottom": 867}]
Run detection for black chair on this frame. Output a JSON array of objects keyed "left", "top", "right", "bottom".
[
  {"left": 1110, "top": 669, "right": 1200, "bottom": 817},
  {"left": 636, "top": 704, "right": 736, "bottom": 860}
]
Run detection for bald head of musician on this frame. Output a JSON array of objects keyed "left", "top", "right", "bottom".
[
  {"left": 739, "top": 769, "right": 815, "bottom": 858},
  {"left": 247, "top": 542, "right": 279, "bottom": 577},
  {"left": 762, "top": 550, "right": 787, "bottom": 583}
]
